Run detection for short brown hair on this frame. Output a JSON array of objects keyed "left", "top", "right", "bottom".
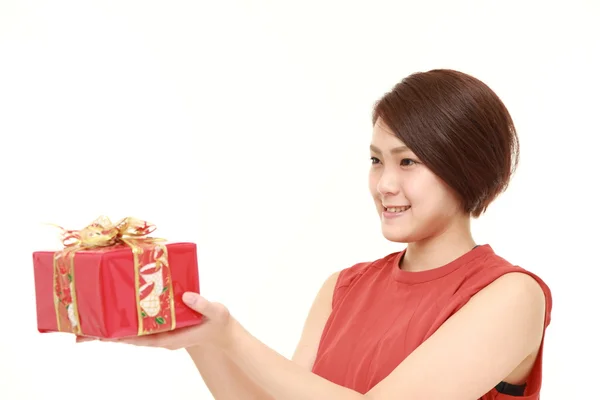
[{"left": 372, "top": 69, "right": 519, "bottom": 217}]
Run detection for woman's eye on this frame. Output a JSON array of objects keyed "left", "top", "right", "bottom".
[
  {"left": 400, "top": 158, "right": 416, "bottom": 166},
  {"left": 370, "top": 157, "right": 381, "bottom": 165}
]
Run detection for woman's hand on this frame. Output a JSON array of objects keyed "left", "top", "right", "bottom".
[{"left": 78, "top": 293, "right": 235, "bottom": 351}]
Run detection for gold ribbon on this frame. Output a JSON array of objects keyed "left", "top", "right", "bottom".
[{"left": 51, "top": 216, "right": 176, "bottom": 337}]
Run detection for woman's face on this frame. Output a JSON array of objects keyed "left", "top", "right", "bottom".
[{"left": 368, "top": 118, "right": 467, "bottom": 244}]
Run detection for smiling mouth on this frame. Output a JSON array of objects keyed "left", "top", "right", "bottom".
[{"left": 384, "top": 206, "right": 411, "bottom": 213}]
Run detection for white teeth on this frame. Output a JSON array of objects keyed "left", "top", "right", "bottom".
[{"left": 386, "top": 206, "right": 410, "bottom": 213}]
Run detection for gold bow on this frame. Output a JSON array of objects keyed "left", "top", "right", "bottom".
[{"left": 54, "top": 216, "right": 160, "bottom": 250}]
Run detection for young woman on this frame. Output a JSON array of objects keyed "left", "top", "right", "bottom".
[{"left": 108, "top": 69, "right": 552, "bottom": 399}]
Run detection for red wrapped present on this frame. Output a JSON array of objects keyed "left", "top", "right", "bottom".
[{"left": 32, "top": 216, "right": 203, "bottom": 339}]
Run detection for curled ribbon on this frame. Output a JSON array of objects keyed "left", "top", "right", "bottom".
[
  {"left": 54, "top": 216, "right": 158, "bottom": 249},
  {"left": 51, "top": 216, "right": 176, "bottom": 337}
]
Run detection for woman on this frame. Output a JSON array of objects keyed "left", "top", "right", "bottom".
[{"left": 107, "top": 69, "right": 552, "bottom": 399}]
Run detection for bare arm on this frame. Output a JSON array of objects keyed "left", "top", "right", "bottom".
[
  {"left": 187, "top": 345, "right": 274, "bottom": 400},
  {"left": 222, "top": 270, "right": 363, "bottom": 399},
  {"left": 184, "top": 271, "right": 340, "bottom": 399},
  {"left": 365, "top": 272, "right": 547, "bottom": 399}
]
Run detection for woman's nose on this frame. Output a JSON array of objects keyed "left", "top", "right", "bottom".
[{"left": 377, "top": 168, "right": 401, "bottom": 196}]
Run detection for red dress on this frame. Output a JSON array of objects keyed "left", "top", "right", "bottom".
[{"left": 311, "top": 244, "right": 552, "bottom": 399}]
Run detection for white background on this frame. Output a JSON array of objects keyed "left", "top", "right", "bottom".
[{"left": 1, "top": 1, "right": 598, "bottom": 399}]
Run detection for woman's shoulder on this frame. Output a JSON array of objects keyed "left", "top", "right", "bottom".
[
  {"left": 336, "top": 252, "right": 399, "bottom": 285},
  {"left": 467, "top": 246, "right": 552, "bottom": 297},
  {"left": 330, "top": 252, "right": 400, "bottom": 308},
  {"left": 454, "top": 245, "right": 553, "bottom": 327}
]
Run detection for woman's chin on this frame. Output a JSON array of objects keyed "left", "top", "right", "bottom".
[{"left": 381, "top": 227, "right": 413, "bottom": 243}]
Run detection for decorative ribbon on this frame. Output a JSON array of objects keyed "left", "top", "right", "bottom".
[{"left": 51, "top": 216, "right": 176, "bottom": 337}]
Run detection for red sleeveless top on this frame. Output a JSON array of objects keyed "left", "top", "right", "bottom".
[{"left": 311, "top": 244, "right": 552, "bottom": 399}]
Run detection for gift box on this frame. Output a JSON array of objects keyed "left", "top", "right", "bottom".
[{"left": 32, "top": 216, "right": 203, "bottom": 339}]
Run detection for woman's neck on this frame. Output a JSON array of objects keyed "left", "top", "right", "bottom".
[{"left": 401, "top": 217, "right": 476, "bottom": 273}]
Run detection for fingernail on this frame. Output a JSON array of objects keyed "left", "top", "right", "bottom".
[{"left": 182, "top": 292, "right": 197, "bottom": 306}]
